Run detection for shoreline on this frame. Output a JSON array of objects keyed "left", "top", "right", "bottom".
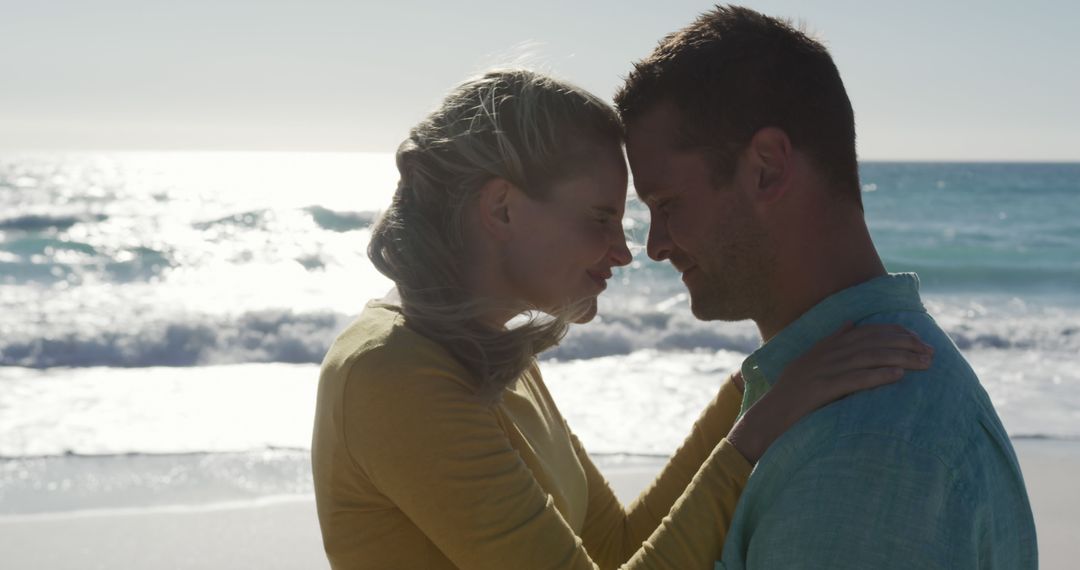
[{"left": 0, "top": 439, "right": 1074, "bottom": 568}]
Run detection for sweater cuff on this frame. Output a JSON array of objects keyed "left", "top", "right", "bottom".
[{"left": 713, "top": 437, "right": 754, "bottom": 484}]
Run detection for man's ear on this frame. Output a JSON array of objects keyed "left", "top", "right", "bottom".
[
  {"left": 475, "top": 177, "right": 514, "bottom": 240},
  {"left": 746, "top": 127, "right": 793, "bottom": 204}
]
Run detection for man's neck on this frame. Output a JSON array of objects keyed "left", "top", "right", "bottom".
[{"left": 755, "top": 215, "right": 886, "bottom": 342}]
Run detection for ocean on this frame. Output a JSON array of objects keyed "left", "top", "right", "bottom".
[{"left": 1, "top": 152, "right": 1078, "bottom": 516}]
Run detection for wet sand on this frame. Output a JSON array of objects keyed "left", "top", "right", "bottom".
[{"left": 0, "top": 439, "right": 1073, "bottom": 569}]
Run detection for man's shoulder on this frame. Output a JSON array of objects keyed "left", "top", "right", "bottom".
[
  {"left": 729, "top": 309, "right": 1037, "bottom": 570},
  {"left": 766, "top": 309, "right": 1004, "bottom": 468}
]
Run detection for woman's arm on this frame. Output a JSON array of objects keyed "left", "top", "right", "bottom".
[
  {"left": 572, "top": 372, "right": 745, "bottom": 566},
  {"left": 571, "top": 403, "right": 751, "bottom": 568},
  {"left": 572, "top": 323, "right": 933, "bottom": 566},
  {"left": 345, "top": 350, "right": 755, "bottom": 570},
  {"left": 341, "top": 323, "right": 931, "bottom": 569}
]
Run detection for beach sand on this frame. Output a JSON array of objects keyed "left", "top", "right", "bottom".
[{"left": 1, "top": 439, "right": 1074, "bottom": 569}]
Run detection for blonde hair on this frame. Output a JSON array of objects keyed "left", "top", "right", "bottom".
[{"left": 367, "top": 69, "right": 623, "bottom": 400}]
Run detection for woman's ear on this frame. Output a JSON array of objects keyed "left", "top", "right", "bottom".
[{"left": 475, "top": 177, "right": 514, "bottom": 241}]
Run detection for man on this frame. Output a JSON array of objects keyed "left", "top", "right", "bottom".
[{"left": 615, "top": 5, "right": 1036, "bottom": 569}]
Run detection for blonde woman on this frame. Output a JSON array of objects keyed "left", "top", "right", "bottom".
[{"left": 311, "top": 70, "right": 933, "bottom": 569}]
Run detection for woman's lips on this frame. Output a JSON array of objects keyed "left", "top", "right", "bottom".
[{"left": 586, "top": 269, "right": 611, "bottom": 290}]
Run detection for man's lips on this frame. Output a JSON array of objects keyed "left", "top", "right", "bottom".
[
  {"left": 670, "top": 255, "right": 695, "bottom": 275},
  {"left": 678, "top": 265, "right": 698, "bottom": 281}
]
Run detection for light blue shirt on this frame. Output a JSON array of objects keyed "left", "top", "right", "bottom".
[{"left": 718, "top": 273, "right": 1037, "bottom": 569}]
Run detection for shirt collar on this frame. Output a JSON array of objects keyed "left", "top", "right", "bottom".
[{"left": 739, "top": 273, "right": 927, "bottom": 410}]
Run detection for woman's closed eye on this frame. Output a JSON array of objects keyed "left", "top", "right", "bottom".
[{"left": 589, "top": 207, "right": 620, "bottom": 227}]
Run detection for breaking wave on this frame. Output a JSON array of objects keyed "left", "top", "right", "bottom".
[{"left": 3, "top": 305, "right": 1078, "bottom": 368}]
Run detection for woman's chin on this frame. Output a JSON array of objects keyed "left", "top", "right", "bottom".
[
  {"left": 570, "top": 299, "right": 599, "bottom": 324},
  {"left": 537, "top": 294, "right": 598, "bottom": 324}
]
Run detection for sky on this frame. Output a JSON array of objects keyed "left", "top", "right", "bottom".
[{"left": 2, "top": 0, "right": 1078, "bottom": 161}]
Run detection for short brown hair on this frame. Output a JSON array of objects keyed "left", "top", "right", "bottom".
[{"left": 615, "top": 5, "right": 861, "bottom": 205}]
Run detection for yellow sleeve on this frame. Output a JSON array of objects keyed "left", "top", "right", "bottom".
[
  {"left": 574, "top": 378, "right": 751, "bottom": 567},
  {"left": 347, "top": 349, "right": 750, "bottom": 570},
  {"left": 622, "top": 438, "right": 752, "bottom": 569},
  {"left": 344, "top": 349, "right": 597, "bottom": 569},
  {"left": 633, "top": 377, "right": 745, "bottom": 529}
]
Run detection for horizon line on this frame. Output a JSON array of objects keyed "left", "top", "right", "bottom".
[{"left": 2, "top": 148, "right": 1078, "bottom": 165}]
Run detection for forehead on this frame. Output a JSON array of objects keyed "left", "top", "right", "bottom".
[
  {"left": 548, "top": 148, "right": 628, "bottom": 207},
  {"left": 625, "top": 102, "right": 681, "bottom": 154},
  {"left": 625, "top": 103, "right": 709, "bottom": 200}
]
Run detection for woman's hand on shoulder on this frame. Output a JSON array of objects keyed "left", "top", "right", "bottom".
[
  {"left": 730, "top": 370, "right": 745, "bottom": 393},
  {"left": 728, "top": 322, "right": 934, "bottom": 464}
]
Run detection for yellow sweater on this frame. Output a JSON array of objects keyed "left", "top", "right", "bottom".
[{"left": 311, "top": 302, "right": 751, "bottom": 569}]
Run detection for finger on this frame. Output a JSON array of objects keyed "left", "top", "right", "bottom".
[
  {"left": 813, "top": 324, "right": 910, "bottom": 357},
  {"left": 831, "top": 347, "right": 933, "bottom": 374},
  {"left": 807, "top": 323, "right": 855, "bottom": 354},
  {"left": 804, "top": 321, "right": 856, "bottom": 357},
  {"left": 835, "top": 323, "right": 916, "bottom": 346},
  {"left": 844, "top": 331, "right": 934, "bottom": 356},
  {"left": 830, "top": 321, "right": 856, "bottom": 337},
  {"left": 847, "top": 366, "right": 908, "bottom": 391},
  {"left": 826, "top": 367, "right": 907, "bottom": 401},
  {"left": 811, "top": 333, "right": 927, "bottom": 371}
]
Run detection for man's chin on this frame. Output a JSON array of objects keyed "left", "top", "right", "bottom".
[
  {"left": 686, "top": 286, "right": 717, "bottom": 320},
  {"left": 688, "top": 299, "right": 717, "bottom": 321},
  {"left": 688, "top": 292, "right": 744, "bottom": 322}
]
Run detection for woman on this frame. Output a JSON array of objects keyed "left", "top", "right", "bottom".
[{"left": 311, "top": 69, "right": 932, "bottom": 569}]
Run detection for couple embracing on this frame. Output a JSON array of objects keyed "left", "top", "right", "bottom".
[{"left": 311, "top": 6, "right": 1036, "bottom": 569}]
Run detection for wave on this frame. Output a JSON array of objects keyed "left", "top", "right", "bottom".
[
  {"left": 8, "top": 434, "right": 1079, "bottom": 465},
  {"left": 4, "top": 436, "right": 1075, "bottom": 517},
  {"left": 0, "top": 448, "right": 672, "bottom": 516},
  {"left": 3, "top": 303, "right": 1079, "bottom": 369},
  {"left": 0, "top": 310, "right": 352, "bottom": 368},
  {"left": 191, "top": 209, "right": 272, "bottom": 230},
  {"left": 881, "top": 261, "right": 1080, "bottom": 293},
  {"left": 0, "top": 236, "right": 98, "bottom": 256},
  {"left": 0, "top": 446, "right": 310, "bottom": 462},
  {"left": 304, "top": 206, "right": 376, "bottom": 232},
  {"left": 543, "top": 312, "right": 761, "bottom": 361},
  {"left": 1009, "top": 434, "right": 1080, "bottom": 441},
  {"left": 0, "top": 213, "right": 107, "bottom": 232},
  {"left": 0, "top": 307, "right": 761, "bottom": 368},
  {"left": 0, "top": 448, "right": 314, "bottom": 516},
  {"left": 0, "top": 241, "right": 172, "bottom": 285},
  {"left": 190, "top": 206, "right": 375, "bottom": 233}
]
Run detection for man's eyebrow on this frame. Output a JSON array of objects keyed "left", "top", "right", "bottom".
[
  {"left": 632, "top": 180, "right": 662, "bottom": 203},
  {"left": 592, "top": 206, "right": 619, "bottom": 215}
]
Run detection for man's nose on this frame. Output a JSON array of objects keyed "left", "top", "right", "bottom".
[{"left": 646, "top": 219, "right": 672, "bottom": 261}]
